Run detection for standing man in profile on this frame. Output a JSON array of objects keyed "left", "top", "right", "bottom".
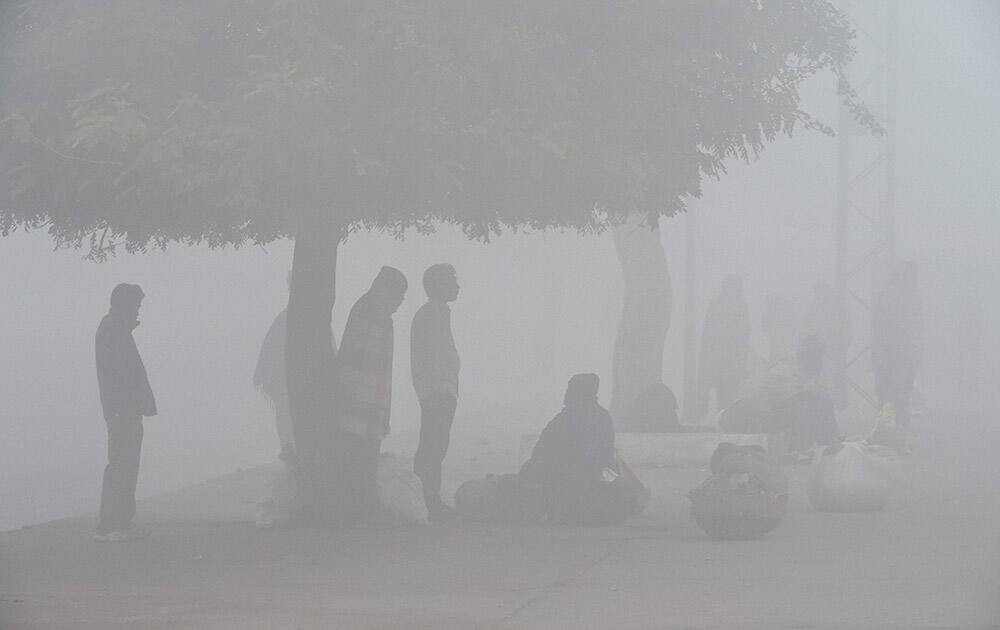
[
  {"left": 94, "top": 283, "right": 157, "bottom": 542},
  {"left": 411, "top": 264, "right": 461, "bottom": 521}
]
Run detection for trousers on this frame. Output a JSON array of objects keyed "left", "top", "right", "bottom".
[
  {"left": 97, "top": 413, "right": 143, "bottom": 534},
  {"left": 413, "top": 393, "right": 457, "bottom": 510}
]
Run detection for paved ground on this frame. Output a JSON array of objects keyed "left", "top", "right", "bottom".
[{"left": 2, "top": 398, "right": 998, "bottom": 629}]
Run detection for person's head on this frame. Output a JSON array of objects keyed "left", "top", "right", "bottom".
[
  {"left": 797, "top": 335, "right": 826, "bottom": 380},
  {"left": 369, "top": 266, "right": 408, "bottom": 314},
  {"left": 563, "top": 373, "right": 600, "bottom": 408},
  {"left": 109, "top": 283, "right": 144, "bottom": 320},
  {"left": 423, "top": 264, "right": 459, "bottom": 302}
]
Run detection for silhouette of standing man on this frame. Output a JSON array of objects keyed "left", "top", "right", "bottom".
[
  {"left": 335, "top": 266, "right": 407, "bottom": 525},
  {"left": 872, "top": 261, "right": 922, "bottom": 428},
  {"left": 94, "top": 283, "right": 156, "bottom": 542},
  {"left": 696, "top": 275, "right": 750, "bottom": 419},
  {"left": 411, "top": 264, "right": 461, "bottom": 520}
]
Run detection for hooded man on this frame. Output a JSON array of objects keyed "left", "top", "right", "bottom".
[
  {"left": 411, "top": 263, "right": 461, "bottom": 520},
  {"left": 335, "top": 266, "right": 407, "bottom": 525},
  {"left": 94, "top": 283, "right": 157, "bottom": 542}
]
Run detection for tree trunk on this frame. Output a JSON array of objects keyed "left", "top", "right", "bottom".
[
  {"left": 610, "top": 215, "right": 672, "bottom": 429},
  {"left": 285, "top": 218, "right": 340, "bottom": 518}
]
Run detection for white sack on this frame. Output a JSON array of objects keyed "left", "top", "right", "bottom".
[
  {"left": 377, "top": 453, "right": 428, "bottom": 525},
  {"left": 808, "top": 441, "right": 896, "bottom": 512}
]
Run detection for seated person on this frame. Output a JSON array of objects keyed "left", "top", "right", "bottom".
[
  {"left": 719, "top": 336, "right": 838, "bottom": 451},
  {"left": 623, "top": 382, "right": 682, "bottom": 432},
  {"left": 771, "top": 336, "right": 839, "bottom": 453},
  {"left": 519, "top": 374, "right": 629, "bottom": 525}
]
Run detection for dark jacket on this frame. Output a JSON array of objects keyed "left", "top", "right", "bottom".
[
  {"left": 253, "top": 309, "right": 288, "bottom": 403},
  {"left": 520, "top": 399, "right": 616, "bottom": 490},
  {"left": 336, "top": 292, "right": 395, "bottom": 439},
  {"left": 96, "top": 311, "right": 156, "bottom": 418}
]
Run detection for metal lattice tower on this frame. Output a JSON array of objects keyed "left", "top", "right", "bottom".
[{"left": 835, "top": 0, "right": 898, "bottom": 411}]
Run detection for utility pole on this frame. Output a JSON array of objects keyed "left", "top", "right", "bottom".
[
  {"left": 835, "top": 0, "right": 899, "bottom": 411},
  {"left": 682, "top": 206, "right": 698, "bottom": 420}
]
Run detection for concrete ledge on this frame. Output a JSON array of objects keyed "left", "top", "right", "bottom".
[{"left": 519, "top": 432, "right": 769, "bottom": 468}]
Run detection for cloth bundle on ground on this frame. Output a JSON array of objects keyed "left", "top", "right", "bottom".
[
  {"left": 376, "top": 452, "right": 429, "bottom": 525},
  {"left": 454, "top": 473, "right": 523, "bottom": 523},
  {"left": 454, "top": 452, "right": 648, "bottom": 526},
  {"left": 255, "top": 461, "right": 303, "bottom": 528},
  {"left": 689, "top": 443, "right": 788, "bottom": 539},
  {"left": 255, "top": 453, "right": 427, "bottom": 528},
  {"left": 807, "top": 440, "right": 896, "bottom": 512},
  {"left": 718, "top": 343, "right": 838, "bottom": 454},
  {"left": 717, "top": 396, "right": 769, "bottom": 434},
  {"left": 868, "top": 404, "right": 909, "bottom": 452}
]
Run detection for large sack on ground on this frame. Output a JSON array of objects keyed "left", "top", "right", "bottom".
[
  {"left": 808, "top": 441, "right": 894, "bottom": 512},
  {"left": 255, "top": 462, "right": 303, "bottom": 528},
  {"left": 454, "top": 473, "right": 522, "bottom": 523},
  {"left": 717, "top": 397, "right": 766, "bottom": 434},
  {"left": 377, "top": 453, "right": 428, "bottom": 525},
  {"left": 689, "top": 444, "right": 788, "bottom": 539}
]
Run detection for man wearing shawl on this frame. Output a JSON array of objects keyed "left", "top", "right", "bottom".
[
  {"left": 519, "top": 374, "right": 628, "bottom": 525},
  {"left": 335, "top": 266, "right": 407, "bottom": 525}
]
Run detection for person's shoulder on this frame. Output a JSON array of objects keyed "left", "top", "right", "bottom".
[
  {"left": 96, "top": 314, "right": 114, "bottom": 337},
  {"left": 412, "top": 301, "right": 437, "bottom": 322},
  {"left": 347, "top": 294, "right": 373, "bottom": 318}
]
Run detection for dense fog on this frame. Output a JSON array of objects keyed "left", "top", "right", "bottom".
[{"left": 1, "top": 1, "right": 998, "bottom": 628}]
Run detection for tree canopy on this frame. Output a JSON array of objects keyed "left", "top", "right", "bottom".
[{"left": 0, "top": 1, "right": 874, "bottom": 256}]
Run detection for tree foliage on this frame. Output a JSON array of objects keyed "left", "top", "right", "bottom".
[{"left": 0, "top": 1, "right": 874, "bottom": 256}]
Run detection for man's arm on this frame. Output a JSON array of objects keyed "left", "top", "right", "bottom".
[
  {"left": 410, "top": 305, "right": 444, "bottom": 400},
  {"left": 96, "top": 325, "right": 129, "bottom": 416}
]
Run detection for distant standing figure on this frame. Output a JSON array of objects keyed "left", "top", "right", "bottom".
[
  {"left": 761, "top": 293, "right": 798, "bottom": 365},
  {"left": 411, "top": 264, "right": 461, "bottom": 520},
  {"left": 253, "top": 274, "right": 339, "bottom": 462},
  {"left": 697, "top": 275, "right": 751, "bottom": 419},
  {"left": 802, "top": 281, "right": 852, "bottom": 405},
  {"left": 335, "top": 266, "right": 407, "bottom": 525},
  {"left": 872, "top": 262, "right": 923, "bottom": 427},
  {"left": 94, "top": 283, "right": 157, "bottom": 542},
  {"left": 254, "top": 309, "right": 294, "bottom": 460}
]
